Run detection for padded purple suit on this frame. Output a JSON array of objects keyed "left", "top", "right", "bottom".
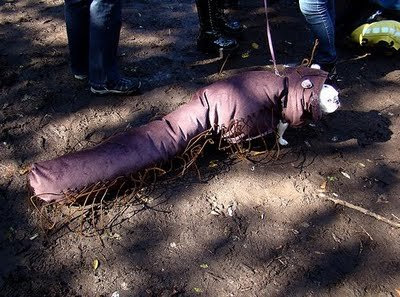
[{"left": 28, "top": 67, "right": 327, "bottom": 202}]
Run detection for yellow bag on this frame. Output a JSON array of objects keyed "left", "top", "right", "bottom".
[{"left": 351, "top": 20, "right": 400, "bottom": 51}]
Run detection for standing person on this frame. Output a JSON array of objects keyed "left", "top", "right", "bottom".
[
  {"left": 299, "top": 0, "right": 337, "bottom": 76},
  {"left": 195, "top": 0, "right": 243, "bottom": 54},
  {"left": 64, "top": 0, "right": 141, "bottom": 95}
]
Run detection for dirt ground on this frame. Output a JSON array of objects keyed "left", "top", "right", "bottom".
[{"left": 1, "top": 0, "right": 400, "bottom": 296}]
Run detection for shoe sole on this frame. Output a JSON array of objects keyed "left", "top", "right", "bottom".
[{"left": 90, "top": 81, "right": 142, "bottom": 95}]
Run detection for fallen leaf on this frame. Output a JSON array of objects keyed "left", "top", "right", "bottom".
[
  {"left": 341, "top": 171, "right": 351, "bottom": 179},
  {"left": 208, "top": 160, "right": 218, "bottom": 168},
  {"left": 92, "top": 259, "right": 99, "bottom": 271},
  {"left": 106, "top": 231, "right": 121, "bottom": 240},
  {"left": 251, "top": 42, "right": 259, "bottom": 49},
  {"left": 121, "top": 282, "right": 129, "bottom": 290},
  {"left": 251, "top": 151, "right": 265, "bottom": 156},
  {"left": 327, "top": 176, "right": 337, "bottom": 182},
  {"left": 301, "top": 222, "right": 310, "bottom": 228},
  {"left": 241, "top": 52, "right": 250, "bottom": 58},
  {"left": 200, "top": 263, "right": 209, "bottom": 269},
  {"left": 19, "top": 166, "right": 30, "bottom": 175},
  {"left": 320, "top": 180, "right": 327, "bottom": 190},
  {"left": 193, "top": 288, "right": 203, "bottom": 293}
]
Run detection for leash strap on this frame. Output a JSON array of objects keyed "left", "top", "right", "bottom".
[{"left": 263, "top": 0, "right": 281, "bottom": 76}]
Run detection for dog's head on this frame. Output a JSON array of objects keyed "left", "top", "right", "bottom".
[{"left": 319, "top": 84, "right": 340, "bottom": 113}]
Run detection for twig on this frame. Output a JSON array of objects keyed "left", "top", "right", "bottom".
[
  {"left": 326, "top": 197, "right": 400, "bottom": 228},
  {"left": 241, "top": 263, "right": 256, "bottom": 274},
  {"left": 265, "top": 255, "right": 281, "bottom": 269},
  {"left": 219, "top": 53, "right": 231, "bottom": 75},
  {"left": 188, "top": 56, "right": 223, "bottom": 67},
  {"left": 239, "top": 286, "right": 252, "bottom": 292},
  {"left": 392, "top": 213, "right": 400, "bottom": 222},
  {"left": 301, "top": 39, "right": 319, "bottom": 67},
  {"left": 360, "top": 225, "right": 373, "bottom": 241},
  {"left": 337, "top": 53, "right": 371, "bottom": 64},
  {"left": 205, "top": 271, "right": 225, "bottom": 281}
]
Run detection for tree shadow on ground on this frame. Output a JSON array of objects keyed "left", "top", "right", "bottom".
[{"left": 1, "top": 0, "right": 400, "bottom": 295}]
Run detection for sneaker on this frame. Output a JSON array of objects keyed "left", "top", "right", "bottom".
[
  {"left": 74, "top": 74, "right": 88, "bottom": 80},
  {"left": 90, "top": 77, "right": 141, "bottom": 95}
]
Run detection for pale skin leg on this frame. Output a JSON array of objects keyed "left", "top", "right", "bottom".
[{"left": 277, "top": 120, "right": 289, "bottom": 146}]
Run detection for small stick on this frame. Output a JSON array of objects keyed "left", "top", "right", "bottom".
[
  {"left": 392, "top": 213, "right": 400, "bottom": 222},
  {"left": 360, "top": 225, "right": 373, "bottom": 241},
  {"left": 327, "top": 197, "right": 400, "bottom": 228},
  {"left": 205, "top": 271, "right": 225, "bottom": 281},
  {"left": 337, "top": 53, "right": 371, "bottom": 64},
  {"left": 219, "top": 53, "right": 231, "bottom": 75},
  {"left": 301, "top": 39, "right": 319, "bottom": 67},
  {"left": 188, "top": 56, "right": 222, "bottom": 67}
]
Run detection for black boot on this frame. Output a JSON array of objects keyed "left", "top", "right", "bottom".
[
  {"left": 196, "top": 0, "right": 238, "bottom": 54},
  {"left": 215, "top": 0, "right": 243, "bottom": 36}
]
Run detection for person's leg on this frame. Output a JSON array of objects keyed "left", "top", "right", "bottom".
[
  {"left": 196, "top": 0, "right": 238, "bottom": 54},
  {"left": 327, "top": 0, "right": 335, "bottom": 28},
  {"left": 89, "top": 0, "right": 121, "bottom": 87},
  {"left": 299, "top": 0, "right": 337, "bottom": 65},
  {"left": 89, "top": 0, "right": 140, "bottom": 94},
  {"left": 64, "top": 0, "right": 90, "bottom": 77},
  {"left": 215, "top": 0, "right": 244, "bottom": 36}
]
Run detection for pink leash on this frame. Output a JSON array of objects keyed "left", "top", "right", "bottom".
[{"left": 263, "top": 0, "right": 282, "bottom": 76}]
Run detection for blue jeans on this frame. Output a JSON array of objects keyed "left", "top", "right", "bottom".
[
  {"left": 299, "top": 0, "right": 337, "bottom": 64},
  {"left": 64, "top": 0, "right": 121, "bottom": 87}
]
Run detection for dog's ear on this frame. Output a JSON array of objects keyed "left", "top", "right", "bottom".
[{"left": 319, "top": 84, "right": 340, "bottom": 113}]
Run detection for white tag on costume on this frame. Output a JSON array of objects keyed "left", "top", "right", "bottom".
[{"left": 301, "top": 79, "right": 313, "bottom": 89}]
